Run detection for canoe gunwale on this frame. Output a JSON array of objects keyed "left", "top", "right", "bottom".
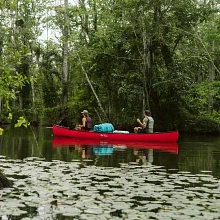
[{"left": 53, "top": 125, "right": 178, "bottom": 135}]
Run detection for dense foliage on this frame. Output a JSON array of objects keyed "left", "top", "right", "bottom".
[{"left": 0, "top": 0, "right": 220, "bottom": 133}]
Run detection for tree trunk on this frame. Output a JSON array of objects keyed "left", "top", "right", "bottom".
[
  {"left": 77, "top": 0, "right": 109, "bottom": 121},
  {"left": 78, "top": 55, "right": 109, "bottom": 122},
  {"left": 129, "top": 6, "right": 151, "bottom": 112},
  {"left": 141, "top": 6, "right": 150, "bottom": 112},
  {"left": 12, "top": 1, "right": 23, "bottom": 109},
  {"left": 208, "top": 0, "right": 215, "bottom": 114},
  {"left": 0, "top": 98, "right": 1, "bottom": 110},
  {"left": 62, "top": 0, "right": 69, "bottom": 106}
]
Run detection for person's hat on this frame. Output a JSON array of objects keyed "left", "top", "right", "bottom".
[{"left": 81, "top": 110, "right": 88, "bottom": 114}]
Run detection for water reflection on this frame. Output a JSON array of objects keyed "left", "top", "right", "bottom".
[
  {"left": 1, "top": 126, "right": 220, "bottom": 178},
  {"left": 93, "top": 146, "right": 114, "bottom": 156},
  {"left": 52, "top": 137, "right": 178, "bottom": 167},
  {"left": 134, "top": 149, "right": 154, "bottom": 166},
  {"left": 53, "top": 137, "right": 178, "bottom": 152}
]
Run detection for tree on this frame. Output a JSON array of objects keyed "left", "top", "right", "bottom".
[
  {"left": 0, "top": 0, "right": 49, "bottom": 124},
  {"left": 62, "top": 0, "right": 69, "bottom": 106}
]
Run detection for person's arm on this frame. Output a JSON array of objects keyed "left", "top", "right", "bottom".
[
  {"left": 137, "top": 119, "right": 147, "bottom": 129},
  {"left": 82, "top": 117, "right": 86, "bottom": 128}
]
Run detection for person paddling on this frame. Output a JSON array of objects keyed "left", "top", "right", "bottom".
[
  {"left": 75, "top": 110, "right": 93, "bottom": 131},
  {"left": 134, "top": 110, "right": 154, "bottom": 133},
  {"left": 76, "top": 110, "right": 92, "bottom": 131}
]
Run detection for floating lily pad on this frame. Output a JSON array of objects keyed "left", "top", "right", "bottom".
[{"left": 0, "top": 155, "right": 219, "bottom": 219}]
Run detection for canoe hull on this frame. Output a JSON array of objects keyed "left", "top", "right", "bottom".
[{"left": 52, "top": 125, "right": 179, "bottom": 142}]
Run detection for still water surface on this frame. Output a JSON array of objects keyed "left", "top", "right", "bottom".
[
  {"left": 0, "top": 126, "right": 220, "bottom": 219},
  {"left": 1, "top": 126, "right": 219, "bottom": 177}
]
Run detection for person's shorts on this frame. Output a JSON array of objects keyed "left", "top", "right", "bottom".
[{"left": 138, "top": 128, "right": 146, "bottom": 133}]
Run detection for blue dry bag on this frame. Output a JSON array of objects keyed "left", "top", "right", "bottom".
[
  {"left": 93, "top": 146, "right": 113, "bottom": 155},
  {"left": 93, "top": 123, "right": 114, "bottom": 133}
]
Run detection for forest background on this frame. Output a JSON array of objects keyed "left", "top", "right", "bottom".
[{"left": 0, "top": 0, "right": 220, "bottom": 134}]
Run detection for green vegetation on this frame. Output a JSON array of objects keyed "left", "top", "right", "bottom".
[{"left": 0, "top": 0, "right": 220, "bottom": 133}]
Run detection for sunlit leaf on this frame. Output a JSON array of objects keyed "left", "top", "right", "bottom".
[
  {"left": 8, "top": 113, "right": 12, "bottom": 120},
  {"left": 14, "top": 116, "right": 30, "bottom": 128}
]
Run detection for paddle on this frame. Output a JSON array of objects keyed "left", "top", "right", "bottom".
[{"left": 45, "top": 114, "right": 68, "bottom": 129}]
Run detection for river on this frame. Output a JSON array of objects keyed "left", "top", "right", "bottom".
[{"left": 0, "top": 126, "right": 219, "bottom": 219}]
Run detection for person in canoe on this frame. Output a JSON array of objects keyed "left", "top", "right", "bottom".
[
  {"left": 134, "top": 110, "right": 154, "bottom": 133},
  {"left": 75, "top": 110, "right": 93, "bottom": 131}
]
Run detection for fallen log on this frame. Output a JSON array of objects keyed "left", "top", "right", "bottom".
[{"left": 0, "top": 171, "right": 12, "bottom": 189}]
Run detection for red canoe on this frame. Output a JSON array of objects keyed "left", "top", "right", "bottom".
[
  {"left": 52, "top": 125, "right": 179, "bottom": 143},
  {"left": 52, "top": 137, "right": 178, "bottom": 154}
]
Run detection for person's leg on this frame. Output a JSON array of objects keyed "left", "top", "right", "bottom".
[
  {"left": 134, "top": 127, "right": 139, "bottom": 133},
  {"left": 134, "top": 127, "right": 143, "bottom": 133},
  {"left": 75, "top": 125, "right": 81, "bottom": 131}
]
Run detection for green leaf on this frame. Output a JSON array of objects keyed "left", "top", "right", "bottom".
[
  {"left": 14, "top": 116, "right": 30, "bottom": 128},
  {"left": 8, "top": 113, "right": 12, "bottom": 120}
]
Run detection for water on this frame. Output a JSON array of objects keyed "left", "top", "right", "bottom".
[
  {"left": 1, "top": 126, "right": 219, "bottom": 177},
  {"left": 0, "top": 126, "right": 220, "bottom": 219}
]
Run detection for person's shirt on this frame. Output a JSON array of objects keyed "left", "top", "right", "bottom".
[
  {"left": 143, "top": 117, "right": 154, "bottom": 133},
  {"left": 147, "top": 116, "right": 154, "bottom": 133},
  {"left": 147, "top": 116, "right": 154, "bottom": 129},
  {"left": 143, "top": 118, "right": 148, "bottom": 127},
  {"left": 85, "top": 116, "right": 93, "bottom": 130}
]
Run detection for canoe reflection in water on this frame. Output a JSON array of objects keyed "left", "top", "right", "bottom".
[{"left": 52, "top": 138, "right": 178, "bottom": 163}]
